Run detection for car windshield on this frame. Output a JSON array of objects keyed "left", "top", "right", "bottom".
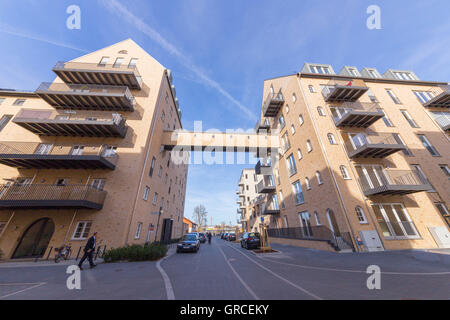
[
  {"left": 249, "top": 233, "right": 260, "bottom": 237},
  {"left": 183, "top": 235, "right": 197, "bottom": 241},
  {"left": 199, "top": 233, "right": 205, "bottom": 236}
]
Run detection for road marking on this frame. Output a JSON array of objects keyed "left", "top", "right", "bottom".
[
  {"left": 225, "top": 243, "right": 322, "bottom": 300},
  {"left": 217, "top": 244, "right": 260, "bottom": 300},
  {"left": 254, "top": 252, "right": 450, "bottom": 276},
  {"left": 156, "top": 249, "right": 176, "bottom": 300},
  {"left": 0, "top": 282, "right": 46, "bottom": 299}
]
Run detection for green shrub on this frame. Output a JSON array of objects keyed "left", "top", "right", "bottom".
[
  {"left": 0, "top": 248, "right": 3, "bottom": 260},
  {"left": 103, "top": 243, "right": 168, "bottom": 263}
]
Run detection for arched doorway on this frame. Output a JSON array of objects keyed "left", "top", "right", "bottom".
[
  {"left": 12, "top": 218, "right": 54, "bottom": 259},
  {"left": 326, "top": 209, "right": 341, "bottom": 237}
]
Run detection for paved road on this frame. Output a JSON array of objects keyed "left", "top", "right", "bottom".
[{"left": 0, "top": 238, "right": 449, "bottom": 299}]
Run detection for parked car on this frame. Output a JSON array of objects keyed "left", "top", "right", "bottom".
[
  {"left": 227, "top": 233, "right": 236, "bottom": 241},
  {"left": 198, "top": 233, "right": 206, "bottom": 243},
  {"left": 240, "top": 232, "right": 261, "bottom": 249},
  {"left": 221, "top": 232, "right": 228, "bottom": 240},
  {"left": 177, "top": 234, "right": 200, "bottom": 253}
]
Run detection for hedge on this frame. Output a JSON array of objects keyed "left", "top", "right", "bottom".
[{"left": 103, "top": 243, "right": 167, "bottom": 263}]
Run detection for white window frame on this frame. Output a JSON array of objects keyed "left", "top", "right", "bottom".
[
  {"left": 135, "top": 222, "right": 142, "bottom": 239},
  {"left": 316, "top": 171, "right": 323, "bottom": 185},
  {"left": 143, "top": 186, "right": 150, "bottom": 200},
  {"left": 355, "top": 206, "right": 368, "bottom": 224},
  {"left": 71, "top": 221, "right": 92, "bottom": 240},
  {"left": 298, "top": 114, "right": 304, "bottom": 126}
]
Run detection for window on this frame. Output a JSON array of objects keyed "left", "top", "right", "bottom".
[
  {"left": 355, "top": 206, "right": 368, "bottom": 224},
  {"left": 439, "top": 165, "right": 450, "bottom": 178},
  {"left": 102, "top": 146, "right": 117, "bottom": 157},
  {"left": 286, "top": 154, "right": 297, "bottom": 176},
  {"left": 299, "top": 211, "right": 313, "bottom": 237},
  {"left": 13, "top": 99, "right": 26, "bottom": 106},
  {"left": 314, "top": 212, "right": 321, "bottom": 225},
  {"left": 400, "top": 110, "right": 419, "bottom": 128},
  {"left": 113, "top": 57, "right": 124, "bottom": 68},
  {"left": 98, "top": 57, "right": 109, "bottom": 66},
  {"left": 279, "top": 191, "right": 285, "bottom": 209},
  {"left": 135, "top": 223, "right": 142, "bottom": 239},
  {"left": 340, "top": 165, "right": 350, "bottom": 180},
  {"left": 143, "top": 186, "right": 150, "bottom": 200},
  {"left": 393, "top": 134, "right": 413, "bottom": 156},
  {"left": 317, "top": 106, "right": 325, "bottom": 116},
  {"left": 70, "top": 145, "right": 84, "bottom": 155},
  {"left": 435, "top": 203, "right": 449, "bottom": 226},
  {"left": 417, "top": 134, "right": 440, "bottom": 156},
  {"left": 306, "top": 140, "right": 312, "bottom": 152},
  {"left": 292, "top": 181, "right": 304, "bottom": 205},
  {"left": 298, "top": 114, "right": 304, "bottom": 126},
  {"left": 0, "top": 115, "right": 13, "bottom": 131},
  {"left": 308, "top": 85, "right": 315, "bottom": 93},
  {"left": 161, "top": 111, "right": 165, "bottom": 121},
  {"left": 305, "top": 177, "right": 311, "bottom": 190},
  {"left": 371, "top": 203, "right": 419, "bottom": 239},
  {"left": 393, "top": 71, "right": 414, "bottom": 80},
  {"left": 411, "top": 164, "right": 434, "bottom": 192},
  {"left": 158, "top": 166, "right": 162, "bottom": 177},
  {"left": 292, "top": 93, "right": 297, "bottom": 102},
  {"left": 327, "top": 133, "right": 337, "bottom": 145},
  {"left": 149, "top": 157, "right": 156, "bottom": 177},
  {"left": 316, "top": 171, "right": 323, "bottom": 185},
  {"left": 368, "top": 69, "right": 379, "bottom": 78},
  {"left": 72, "top": 221, "right": 92, "bottom": 240},
  {"left": 386, "top": 89, "right": 401, "bottom": 104},
  {"left": 128, "top": 58, "right": 138, "bottom": 68},
  {"left": 367, "top": 89, "right": 378, "bottom": 103},
  {"left": 281, "top": 132, "right": 291, "bottom": 153},
  {"left": 91, "top": 179, "right": 105, "bottom": 190},
  {"left": 310, "top": 65, "right": 330, "bottom": 74},
  {"left": 297, "top": 148, "right": 303, "bottom": 160},
  {"left": 413, "top": 91, "right": 434, "bottom": 104},
  {"left": 278, "top": 115, "right": 286, "bottom": 129},
  {"left": 290, "top": 124, "right": 296, "bottom": 135},
  {"left": 377, "top": 108, "right": 393, "bottom": 127},
  {"left": 153, "top": 192, "right": 158, "bottom": 205},
  {"left": 285, "top": 105, "right": 290, "bottom": 113}
]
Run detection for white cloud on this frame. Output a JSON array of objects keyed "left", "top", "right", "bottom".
[{"left": 98, "top": 0, "right": 256, "bottom": 120}]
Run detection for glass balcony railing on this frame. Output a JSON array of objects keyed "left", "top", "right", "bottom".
[
  {"left": 330, "top": 102, "right": 384, "bottom": 128},
  {"left": 344, "top": 133, "right": 406, "bottom": 158}
]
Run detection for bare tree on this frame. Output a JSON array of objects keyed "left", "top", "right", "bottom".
[{"left": 192, "top": 205, "right": 208, "bottom": 230}]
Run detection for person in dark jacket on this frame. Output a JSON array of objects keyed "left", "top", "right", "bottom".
[{"left": 78, "top": 232, "right": 97, "bottom": 270}]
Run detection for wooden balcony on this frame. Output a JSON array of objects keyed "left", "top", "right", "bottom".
[
  {"left": 53, "top": 61, "right": 142, "bottom": 90},
  {"left": 0, "top": 142, "right": 117, "bottom": 169},
  {"left": 262, "top": 90, "right": 284, "bottom": 117},
  {"left": 13, "top": 109, "right": 127, "bottom": 138},
  {"left": 359, "top": 170, "right": 432, "bottom": 196},
  {"left": 322, "top": 78, "right": 368, "bottom": 102},
  {"left": 0, "top": 184, "right": 106, "bottom": 210},
  {"left": 331, "top": 102, "right": 384, "bottom": 128},
  {"left": 35, "top": 82, "right": 135, "bottom": 111},
  {"left": 345, "top": 133, "right": 406, "bottom": 158}
]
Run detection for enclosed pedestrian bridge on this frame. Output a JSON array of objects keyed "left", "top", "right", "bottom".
[{"left": 161, "top": 130, "right": 279, "bottom": 155}]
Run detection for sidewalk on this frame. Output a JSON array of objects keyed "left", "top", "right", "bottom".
[{"left": 0, "top": 258, "right": 104, "bottom": 268}]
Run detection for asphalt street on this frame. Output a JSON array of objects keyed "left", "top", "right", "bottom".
[{"left": 0, "top": 237, "right": 449, "bottom": 300}]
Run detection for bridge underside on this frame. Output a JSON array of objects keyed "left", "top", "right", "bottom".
[{"left": 161, "top": 131, "right": 279, "bottom": 155}]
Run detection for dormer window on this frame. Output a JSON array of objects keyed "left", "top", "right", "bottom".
[
  {"left": 393, "top": 72, "right": 414, "bottom": 81},
  {"left": 368, "top": 69, "right": 379, "bottom": 78},
  {"left": 310, "top": 65, "right": 330, "bottom": 74},
  {"left": 98, "top": 56, "right": 109, "bottom": 66},
  {"left": 348, "top": 68, "right": 358, "bottom": 77}
]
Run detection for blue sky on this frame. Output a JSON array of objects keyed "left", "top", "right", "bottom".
[{"left": 0, "top": 0, "right": 449, "bottom": 225}]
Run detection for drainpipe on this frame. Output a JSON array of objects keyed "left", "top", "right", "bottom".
[
  {"left": 0, "top": 211, "right": 15, "bottom": 240},
  {"left": 296, "top": 75, "right": 359, "bottom": 252}
]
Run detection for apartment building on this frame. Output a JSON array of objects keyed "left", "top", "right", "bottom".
[
  {"left": 0, "top": 39, "right": 188, "bottom": 259},
  {"left": 255, "top": 63, "right": 450, "bottom": 252},
  {"left": 236, "top": 168, "right": 262, "bottom": 232}
]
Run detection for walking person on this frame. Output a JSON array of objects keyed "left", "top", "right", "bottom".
[
  {"left": 207, "top": 232, "right": 212, "bottom": 244},
  {"left": 78, "top": 232, "right": 98, "bottom": 270}
]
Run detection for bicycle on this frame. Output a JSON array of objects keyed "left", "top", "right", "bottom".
[{"left": 54, "top": 244, "right": 72, "bottom": 263}]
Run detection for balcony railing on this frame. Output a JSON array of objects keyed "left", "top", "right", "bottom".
[
  {"left": 53, "top": 61, "right": 142, "bottom": 90},
  {"left": 267, "top": 226, "right": 354, "bottom": 251},
  {"left": 422, "top": 86, "right": 450, "bottom": 108},
  {"left": 36, "top": 82, "right": 136, "bottom": 111},
  {"left": 0, "top": 184, "right": 106, "bottom": 210},
  {"left": 433, "top": 114, "right": 450, "bottom": 131},
  {"left": 330, "top": 102, "right": 384, "bottom": 128},
  {"left": 358, "top": 169, "right": 432, "bottom": 196},
  {"left": 13, "top": 109, "right": 127, "bottom": 138},
  {"left": 262, "top": 90, "right": 284, "bottom": 117},
  {"left": 255, "top": 158, "right": 272, "bottom": 175},
  {"left": 257, "top": 178, "right": 276, "bottom": 194},
  {"left": 255, "top": 121, "right": 271, "bottom": 133},
  {"left": 322, "top": 78, "right": 368, "bottom": 102},
  {"left": 0, "top": 142, "right": 117, "bottom": 169},
  {"left": 344, "top": 133, "right": 406, "bottom": 158}
]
